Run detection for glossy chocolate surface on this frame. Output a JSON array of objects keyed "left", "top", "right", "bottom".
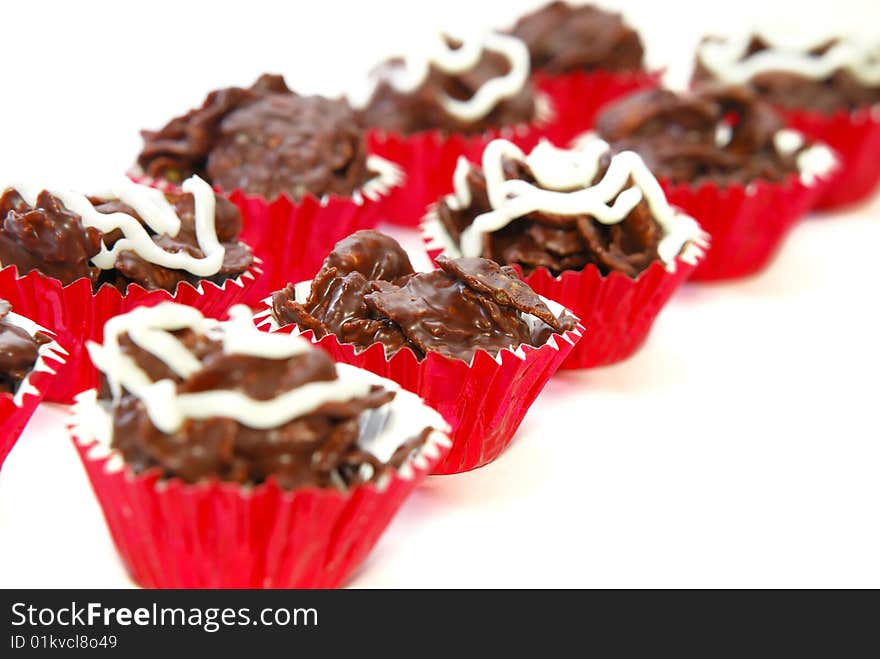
[
  {"left": 436, "top": 156, "right": 662, "bottom": 278},
  {"left": 272, "top": 230, "right": 575, "bottom": 361},
  {"left": 0, "top": 300, "right": 49, "bottom": 395},
  {"left": 105, "top": 328, "right": 423, "bottom": 490},
  {"left": 0, "top": 188, "right": 252, "bottom": 292}
]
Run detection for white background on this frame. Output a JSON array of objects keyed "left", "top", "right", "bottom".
[{"left": 0, "top": 0, "right": 878, "bottom": 588}]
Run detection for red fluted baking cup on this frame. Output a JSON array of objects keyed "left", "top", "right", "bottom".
[
  {"left": 779, "top": 104, "right": 880, "bottom": 209},
  {"left": 367, "top": 96, "right": 555, "bottom": 228},
  {"left": 516, "top": 260, "right": 694, "bottom": 369},
  {"left": 133, "top": 157, "right": 403, "bottom": 307},
  {"left": 421, "top": 217, "right": 698, "bottom": 370},
  {"left": 661, "top": 172, "right": 830, "bottom": 281},
  {"left": 0, "top": 316, "right": 66, "bottom": 470},
  {"left": 69, "top": 380, "right": 451, "bottom": 589},
  {"left": 0, "top": 265, "right": 258, "bottom": 404},
  {"left": 257, "top": 293, "right": 583, "bottom": 475},
  {"left": 534, "top": 69, "right": 662, "bottom": 147}
]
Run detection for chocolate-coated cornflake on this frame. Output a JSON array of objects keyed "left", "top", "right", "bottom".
[
  {"left": 105, "top": 327, "right": 422, "bottom": 490},
  {"left": 596, "top": 85, "right": 810, "bottom": 185},
  {"left": 0, "top": 188, "right": 252, "bottom": 292},
  {"left": 272, "top": 231, "right": 575, "bottom": 362},
  {"left": 436, "top": 157, "right": 662, "bottom": 278},
  {"left": 358, "top": 37, "right": 536, "bottom": 135},
  {"left": 139, "top": 74, "right": 372, "bottom": 200}
]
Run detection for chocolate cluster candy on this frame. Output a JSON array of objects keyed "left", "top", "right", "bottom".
[
  {"left": 432, "top": 137, "right": 707, "bottom": 278},
  {"left": 693, "top": 35, "right": 880, "bottom": 113},
  {"left": 137, "top": 74, "right": 289, "bottom": 184},
  {"left": 0, "top": 179, "right": 253, "bottom": 292},
  {"left": 509, "top": 2, "right": 644, "bottom": 74},
  {"left": 595, "top": 85, "right": 821, "bottom": 186},
  {"left": 90, "top": 304, "right": 429, "bottom": 490},
  {"left": 272, "top": 230, "right": 575, "bottom": 362},
  {"left": 0, "top": 189, "right": 102, "bottom": 285},
  {"left": 355, "top": 33, "right": 537, "bottom": 135},
  {"left": 138, "top": 74, "right": 371, "bottom": 200},
  {"left": 0, "top": 300, "right": 50, "bottom": 395}
]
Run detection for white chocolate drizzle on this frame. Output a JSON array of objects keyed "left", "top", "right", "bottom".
[
  {"left": 86, "top": 303, "right": 377, "bottom": 435},
  {"left": 581, "top": 116, "right": 836, "bottom": 187},
  {"left": 715, "top": 123, "right": 733, "bottom": 148},
  {"left": 3, "top": 312, "right": 67, "bottom": 407},
  {"left": 771, "top": 129, "right": 838, "bottom": 184},
  {"left": 349, "top": 31, "right": 531, "bottom": 122},
  {"left": 717, "top": 123, "right": 837, "bottom": 184},
  {"left": 444, "top": 138, "right": 707, "bottom": 271},
  {"left": 697, "top": 33, "right": 880, "bottom": 86},
  {"left": 76, "top": 304, "right": 452, "bottom": 485},
  {"left": 360, "top": 155, "right": 405, "bottom": 203},
  {"left": 3, "top": 175, "right": 227, "bottom": 277},
  {"left": 72, "top": 365, "right": 452, "bottom": 487}
]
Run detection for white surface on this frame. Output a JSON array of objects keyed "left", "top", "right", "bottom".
[{"left": 1, "top": 0, "right": 879, "bottom": 588}]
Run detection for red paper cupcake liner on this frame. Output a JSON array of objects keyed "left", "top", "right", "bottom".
[
  {"left": 133, "top": 161, "right": 402, "bottom": 307},
  {"left": 258, "top": 297, "right": 583, "bottom": 475},
  {"left": 0, "top": 325, "right": 66, "bottom": 470},
  {"left": 70, "top": 392, "right": 450, "bottom": 589},
  {"left": 0, "top": 266, "right": 257, "bottom": 404},
  {"left": 422, "top": 219, "right": 698, "bottom": 370},
  {"left": 533, "top": 69, "right": 662, "bottom": 147},
  {"left": 366, "top": 98, "right": 557, "bottom": 228},
  {"left": 779, "top": 104, "right": 880, "bottom": 209},
  {"left": 661, "top": 173, "right": 830, "bottom": 281},
  {"left": 516, "top": 260, "right": 695, "bottom": 369}
]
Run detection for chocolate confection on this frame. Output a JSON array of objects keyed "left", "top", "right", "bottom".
[
  {"left": 206, "top": 94, "right": 370, "bottom": 201},
  {"left": 436, "top": 146, "right": 666, "bottom": 278},
  {"left": 272, "top": 230, "right": 575, "bottom": 362},
  {"left": 357, "top": 34, "right": 537, "bottom": 135},
  {"left": 693, "top": 36, "right": 880, "bottom": 113},
  {"left": 94, "top": 305, "right": 427, "bottom": 490},
  {"left": 0, "top": 300, "right": 50, "bottom": 395},
  {"left": 138, "top": 74, "right": 371, "bottom": 199},
  {"left": 0, "top": 186, "right": 252, "bottom": 292},
  {"left": 137, "top": 74, "right": 290, "bottom": 183},
  {"left": 509, "top": 2, "right": 645, "bottom": 74},
  {"left": 595, "top": 85, "right": 810, "bottom": 186}
]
